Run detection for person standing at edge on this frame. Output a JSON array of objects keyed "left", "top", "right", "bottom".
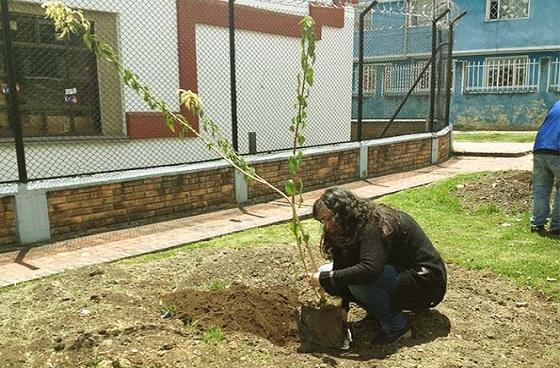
[
  {"left": 306, "top": 187, "right": 447, "bottom": 346},
  {"left": 531, "top": 100, "right": 560, "bottom": 236}
]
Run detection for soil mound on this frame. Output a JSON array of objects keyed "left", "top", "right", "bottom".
[
  {"left": 455, "top": 170, "right": 532, "bottom": 214},
  {"left": 164, "top": 285, "right": 299, "bottom": 346}
]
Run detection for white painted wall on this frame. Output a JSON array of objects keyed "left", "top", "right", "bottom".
[
  {"left": 196, "top": 4, "right": 355, "bottom": 153},
  {"left": 1, "top": 0, "right": 355, "bottom": 181}
]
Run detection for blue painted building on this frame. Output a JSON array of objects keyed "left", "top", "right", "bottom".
[{"left": 353, "top": 0, "right": 560, "bottom": 130}]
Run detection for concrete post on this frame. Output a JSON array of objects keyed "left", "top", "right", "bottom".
[
  {"left": 359, "top": 144, "right": 368, "bottom": 178},
  {"left": 431, "top": 135, "right": 439, "bottom": 164},
  {"left": 15, "top": 185, "right": 51, "bottom": 244},
  {"left": 234, "top": 169, "right": 248, "bottom": 204}
]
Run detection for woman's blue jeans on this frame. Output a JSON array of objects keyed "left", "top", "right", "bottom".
[
  {"left": 532, "top": 154, "right": 560, "bottom": 229},
  {"left": 319, "top": 263, "right": 407, "bottom": 334}
]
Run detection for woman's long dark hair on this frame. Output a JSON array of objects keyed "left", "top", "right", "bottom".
[{"left": 313, "top": 187, "right": 399, "bottom": 259}]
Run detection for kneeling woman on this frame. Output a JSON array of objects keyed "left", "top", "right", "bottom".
[{"left": 307, "top": 187, "right": 447, "bottom": 345}]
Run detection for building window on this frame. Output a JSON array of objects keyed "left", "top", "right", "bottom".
[
  {"left": 383, "top": 61, "right": 431, "bottom": 95},
  {"left": 487, "top": 0, "right": 529, "bottom": 20},
  {"left": 463, "top": 56, "right": 539, "bottom": 94},
  {"left": 0, "top": 13, "right": 101, "bottom": 137},
  {"left": 353, "top": 64, "right": 376, "bottom": 94},
  {"left": 550, "top": 57, "right": 560, "bottom": 92},
  {"left": 408, "top": 0, "right": 448, "bottom": 27},
  {"left": 486, "top": 57, "right": 527, "bottom": 87}
]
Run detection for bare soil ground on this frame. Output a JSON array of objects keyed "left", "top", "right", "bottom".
[
  {"left": 455, "top": 170, "right": 532, "bottom": 214},
  {"left": 1, "top": 170, "right": 559, "bottom": 367},
  {"left": 1, "top": 244, "right": 559, "bottom": 367}
]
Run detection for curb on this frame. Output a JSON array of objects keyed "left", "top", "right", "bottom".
[{"left": 453, "top": 151, "right": 532, "bottom": 158}]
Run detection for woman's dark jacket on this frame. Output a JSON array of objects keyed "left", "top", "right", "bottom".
[{"left": 318, "top": 208, "right": 447, "bottom": 311}]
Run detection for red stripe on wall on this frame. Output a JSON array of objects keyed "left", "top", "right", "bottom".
[{"left": 127, "top": 0, "right": 346, "bottom": 139}]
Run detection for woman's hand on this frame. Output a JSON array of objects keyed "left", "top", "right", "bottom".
[{"left": 306, "top": 272, "right": 321, "bottom": 289}]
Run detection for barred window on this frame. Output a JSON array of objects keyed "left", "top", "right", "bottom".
[
  {"left": 383, "top": 61, "right": 431, "bottom": 95},
  {"left": 487, "top": 0, "right": 529, "bottom": 20},
  {"left": 550, "top": 57, "right": 560, "bottom": 92},
  {"left": 0, "top": 13, "right": 101, "bottom": 137},
  {"left": 486, "top": 57, "right": 528, "bottom": 88},
  {"left": 353, "top": 64, "right": 376, "bottom": 94},
  {"left": 462, "top": 56, "right": 539, "bottom": 94}
]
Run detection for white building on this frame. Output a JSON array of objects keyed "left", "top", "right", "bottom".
[{"left": 0, "top": 0, "right": 355, "bottom": 181}]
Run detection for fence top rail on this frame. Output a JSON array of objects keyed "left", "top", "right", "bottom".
[{"left": 0, "top": 126, "right": 451, "bottom": 193}]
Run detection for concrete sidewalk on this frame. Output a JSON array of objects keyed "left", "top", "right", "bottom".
[
  {"left": 453, "top": 141, "right": 533, "bottom": 157},
  {"left": 0, "top": 155, "right": 532, "bottom": 287}
]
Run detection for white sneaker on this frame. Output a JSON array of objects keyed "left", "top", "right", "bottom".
[{"left": 339, "top": 327, "right": 353, "bottom": 350}]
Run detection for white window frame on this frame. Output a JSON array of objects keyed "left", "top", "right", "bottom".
[
  {"left": 353, "top": 64, "right": 377, "bottom": 95},
  {"left": 485, "top": 0, "right": 530, "bottom": 22},
  {"left": 549, "top": 57, "right": 560, "bottom": 92},
  {"left": 362, "top": 64, "right": 376, "bottom": 94},
  {"left": 484, "top": 56, "right": 529, "bottom": 89},
  {"left": 382, "top": 60, "right": 431, "bottom": 95},
  {"left": 462, "top": 56, "right": 539, "bottom": 94}
]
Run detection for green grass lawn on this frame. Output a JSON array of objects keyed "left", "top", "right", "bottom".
[
  {"left": 381, "top": 173, "right": 560, "bottom": 301},
  {"left": 454, "top": 132, "right": 537, "bottom": 143},
  {"left": 130, "top": 173, "right": 560, "bottom": 302}
]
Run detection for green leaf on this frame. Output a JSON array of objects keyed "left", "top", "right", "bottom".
[
  {"left": 297, "top": 135, "right": 305, "bottom": 146},
  {"left": 123, "top": 69, "right": 133, "bottom": 85},
  {"left": 305, "top": 68, "right": 314, "bottom": 86},
  {"left": 288, "top": 156, "right": 301, "bottom": 174},
  {"left": 298, "top": 178, "right": 305, "bottom": 206},
  {"left": 129, "top": 78, "right": 139, "bottom": 91},
  {"left": 289, "top": 222, "right": 298, "bottom": 236},
  {"left": 303, "top": 233, "right": 310, "bottom": 243},
  {"left": 284, "top": 179, "right": 296, "bottom": 196},
  {"left": 163, "top": 113, "right": 175, "bottom": 133},
  {"left": 82, "top": 32, "right": 92, "bottom": 50}
]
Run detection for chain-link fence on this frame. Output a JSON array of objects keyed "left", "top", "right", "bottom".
[
  {"left": 352, "top": 0, "right": 464, "bottom": 139},
  {"left": 0, "top": 0, "right": 460, "bottom": 184}
]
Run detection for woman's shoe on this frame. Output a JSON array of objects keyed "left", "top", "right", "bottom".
[
  {"left": 339, "top": 327, "right": 353, "bottom": 350},
  {"left": 530, "top": 225, "right": 546, "bottom": 233},
  {"left": 371, "top": 326, "right": 412, "bottom": 345}
]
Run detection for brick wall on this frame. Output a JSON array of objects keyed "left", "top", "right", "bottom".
[
  {"left": 0, "top": 196, "right": 16, "bottom": 246},
  {"left": 368, "top": 139, "right": 432, "bottom": 177},
  {"left": 248, "top": 150, "right": 360, "bottom": 202},
  {"left": 0, "top": 130, "right": 451, "bottom": 245},
  {"left": 47, "top": 168, "right": 234, "bottom": 237},
  {"left": 351, "top": 121, "right": 427, "bottom": 140},
  {"left": 438, "top": 134, "right": 451, "bottom": 162}
]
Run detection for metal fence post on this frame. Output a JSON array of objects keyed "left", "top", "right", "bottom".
[
  {"left": 229, "top": 0, "right": 239, "bottom": 152},
  {"left": 428, "top": 17, "right": 438, "bottom": 133},
  {"left": 444, "top": 24, "right": 454, "bottom": 127},
  {"left": 357, "top": 1, "right": 377, "bottom": 142},
  {"left": 428, "top": 9, "right": 450, "bottom": 133},
  {"left": 1, "top": 0, "right": 27, "bottom": 183},
  {"left": 445, "top": 11, "right": 466, "bottom": 127}
]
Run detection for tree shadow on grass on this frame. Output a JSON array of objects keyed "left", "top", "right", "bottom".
[{"left": 317, "top": 309, "right": 451, "bottom": 361}]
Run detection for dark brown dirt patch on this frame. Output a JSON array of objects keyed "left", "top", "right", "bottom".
[
  {"left": 454, "top": 170, "right": 532, "bottom": 214},
  {"left": 164, "top": 284, "right": 300, "bottom": 346}
]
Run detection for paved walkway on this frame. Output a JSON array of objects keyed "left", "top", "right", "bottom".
[
  {"left": 0, "top": 153, "right": 532, "bottom": 287},
  {"left": 453, "top": 142, "right": 533, "bottom": 157}
]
